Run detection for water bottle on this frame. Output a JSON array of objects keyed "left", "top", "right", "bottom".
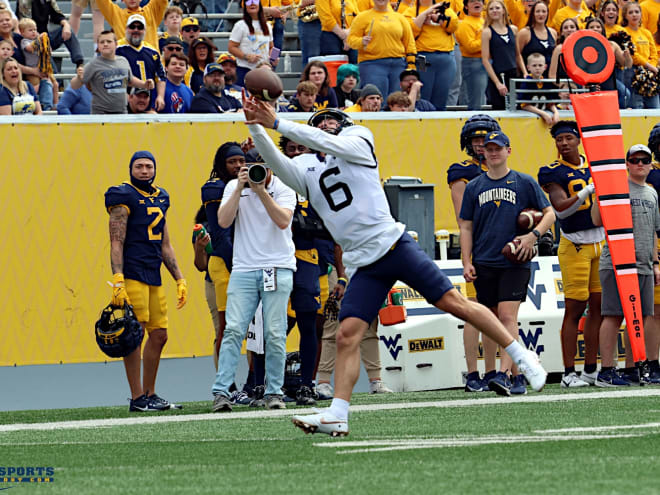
[
  {"left": 193, "top": 224, "right": 213, "bottom": 254},
  {"left": 284, "top": 53, "right": 292, "bottom": 73}
]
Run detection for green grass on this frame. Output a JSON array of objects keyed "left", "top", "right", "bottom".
[{"left": 1, "top": 386, "right": 659, "bottom": 494}]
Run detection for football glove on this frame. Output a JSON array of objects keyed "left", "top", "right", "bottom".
[
  {"left": 176, "top": 278, "right": 187, "bottom": 309},
  {"left": 110, "top": 273, "right": 130, "bottom": 307}
]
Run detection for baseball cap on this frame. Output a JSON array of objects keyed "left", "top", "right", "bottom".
[
  {"left": 163, "top": 36, "right": 184, "bottom": 47},
  {"left": 484, "top": 130, "right": 511, "bottom": 147},
  {"left": 181, "top": 17, "right": 199, "bottom": 27},
  {"left": 400, "top": 68, "right": 420, "bottom": 81},
  {"left": 217, "top": 52, "right": 237, "bottom": 65},
  {"left": 204, "top": 62, "right": 224, "bottom": 76},
  {"left": 126, "top": 14, "right": 146, "bottom": 27},
  {"left": 626, "top": 144, "right": 652, "bottom": 159},
  {"left": 130, "top": 87, "right": 150, "bottom": 96}
]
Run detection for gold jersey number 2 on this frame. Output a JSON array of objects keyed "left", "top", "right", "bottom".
[{"left": 147, "top": 207, "right": 164, "bottom": 240}]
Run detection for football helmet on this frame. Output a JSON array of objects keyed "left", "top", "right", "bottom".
[
  {"left": 460, "top": 114, "right": 501, "bottom": 157},
  {"left": 308, "top": 109, "right": 354, "bottom": 134},
  {"left": 648, "top": 123, "right": 660, "bottom": 162},
  {"left": 95, "top": 303, "right": 144, "bottom": 358}
]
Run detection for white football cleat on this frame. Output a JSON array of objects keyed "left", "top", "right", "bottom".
[
  {"left": 516, "top": 349, "right": 547, "bottom": 392},
  {"left": 291, "top": 409, "right": 349, "bottom": 437},
  {"left": 561, "top": 371, "right": 589, "bottom": 388}
]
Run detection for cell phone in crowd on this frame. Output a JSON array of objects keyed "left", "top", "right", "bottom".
[
  {"left": 417, "top": 54, "right": 427, "bottom": 72},
  {"left": 269, "top": 47, "right": 281, "bottom": 63}
]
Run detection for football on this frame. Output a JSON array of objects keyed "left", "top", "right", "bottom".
[
  {"left": 517, "top": 208, "right": 543, "bottom": 232},
  {"left": 244, "top": 68, "right": 284, "bottom": 101},
  {"left": 501, "top": 238, "right": 538, "bottom": 264}
]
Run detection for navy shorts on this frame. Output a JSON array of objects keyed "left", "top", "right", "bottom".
[
  {"left": 290, "top": 258, "right": 321, "bottom": 313},
  {"left": 339, "top": 232, "right": 455, "bottom": 324}
]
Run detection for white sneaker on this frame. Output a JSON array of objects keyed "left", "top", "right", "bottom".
[
  {"left": 369, "top": 380, "right": 393, "bottom": 394},
  {"left": 516, "top": 349, "right": 547, "bottom": 392},
  {"left": 580, "top": 370, "right": 598, "bottom": 385},
  {"left": 561, "top": 371, "right": 589, "bottom": 388},
  {"left": 315, "top": 382, "right": 334, "bottom": 400},
  {"left": 291, "top": 409, "right": 349, "bottom": 437}
]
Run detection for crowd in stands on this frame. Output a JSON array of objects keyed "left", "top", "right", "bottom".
[{"left": 0, "top": 0, "right": 659, "bottom": 115}]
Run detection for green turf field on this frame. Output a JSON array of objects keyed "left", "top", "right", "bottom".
[{"left": 2, "top": 386, "right": 660, "bottom": 494}]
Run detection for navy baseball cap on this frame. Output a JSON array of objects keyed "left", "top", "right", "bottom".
[
  {"left": 484, "top": 130, "right": 510, "bottom": 147},
  {"left": 204, "top": 62, "right": 224, "bottom": 76}
]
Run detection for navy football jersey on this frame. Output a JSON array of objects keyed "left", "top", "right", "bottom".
[
  {"left": 116, "top": 41, "right": 166, "bottom": 83},
  {"left": 105, "top": 182, "right": 170, "bottom": 286},
  {"left": 447, "top": 158, "right": 487, "bottom": 186},
  {"left": 460, "top": 170, "right": 550, "bottom": 268},
  {"left": 201, "top": 178, "right": 234, "bottom": 271},
  {"left": 538, "top": 157, "right": 596, "bottom": 234},
  {"left": 647, "top": 166, "right": 660, "bottom": 194}
]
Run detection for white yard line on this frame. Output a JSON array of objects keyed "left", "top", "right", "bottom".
[
  {"left": 1, "top": 388, "right": 659, "bottom": 433},
  {"left": 536, "top": 421, "right": 660, "bottom": 433}
]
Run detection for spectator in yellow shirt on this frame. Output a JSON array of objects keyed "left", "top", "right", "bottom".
[
  {"left": 347, "top": 0, "right": 416, "bottom": 99},
  {"left": 455, "top": 0, "right": 487, "bottom": 109},
  {"left": 404, "top": 0, "right": 459, "bottom": 109},
  {"left": 641, "top": 0, "right": 660, "bottom": 49},
  {"left": 95, "top": 0, "right": 167, "bottom": 49},
  {"left": 623, "top": 1, "right": 659, "bottom": 108},
  {"left": 317, "top": 0, "right": 361, "bottom": 63},
  {"left": 549, "top": 0, "right": 591, "bottom": 32},
  {"left": 599, "top": 0, "right": 625, "bottom": 37}
]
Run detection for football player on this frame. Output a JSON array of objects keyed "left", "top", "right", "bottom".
[
  {"left": 645, "top": 123, "right": 660, "bottom": 383},
  {"left": 105, "top": 151, "right": 187, "bottom": 412},
  {"left": 243, "top": 99, "right": 548, "bottom": 437},
  {"left": 538, "top": 121, "right": 604, "bottom": 387},
  {"left": 460, "top": 131, "right": 555, "bottom": 396},
  {"left": 201, "top": 142, "right": 244, "bottom": 368},
  {"left": 448, "top": 115, "right": 500, "bottom": 392}
]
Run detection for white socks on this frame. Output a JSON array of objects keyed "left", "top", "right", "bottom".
[
  {"left": 329, "top": 398, "right": 349, "bottom": 420},
  {"left": 505, "top": 340, "right": 525, "bottom": 364}
]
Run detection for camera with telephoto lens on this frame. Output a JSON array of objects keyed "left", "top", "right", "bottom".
[{"left": 247, "top": 163, "right": 267, "bottom": 184}]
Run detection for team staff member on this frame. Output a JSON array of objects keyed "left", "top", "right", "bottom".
[
  {"left": 347, "top": 0, "right": 417, "bottom": 101},
  {"left": 537, "top": 121, "right": 604, "bottom": 388},
  {"left": 592, "top": 144, "right": 660, "bottom": 387},
  {"left": 454, "top": 0, "right": 487, "bottom": 110},
  {"left": 460, "top": 130, "right": 554, "bottom": 396},
  {"left": 244, "top": 102, "right": 548, "bottom": 437},
  {"left": 105, "top": 151, "right": 187, "bottom": 412},
  {"left": 116, "top": 14, "right": 166, "bottom": 112},
  {"left": 404, "top": 0, "right": 459, "bottom": 110},
  {"left": 201, "top": 142, "right": 244, "bottom": 367},
  {"left": 317, "top": 0, "right": 360, "bottom": 63},
  {"left": 95, "top": 0, "right": 167, "bottom": 50},
  {"left": 448, "top": 115, "right": 500, "bottom": 392}
]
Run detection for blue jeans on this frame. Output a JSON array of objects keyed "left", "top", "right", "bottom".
[
  {"left": 38, "top": 79, "right": 53, "bottom": 111},
  {"left": 298, "top": 19, "right": 321, "bottom": 66},
  {"left": 49, "top": 27, "right": 83, "bottom": 66},
  {"left": 417, "top": 51, "right": 455, "bottom": 111},
  {"left": 212, "top": 269, "right": 293, "bottom": 397},
  {"left": 446, "top": 44, "right": 462, "bottom": 107},
  {"left": 461, "top": 56, "right": 487, "bottom": 110},
  {"left": 206, "top": 0, "right": 228, "bottom": 31},
  {"left": 320, "top": 30, "right": 357, "bottom": 64},
  {"left": 359, "top": 57, "right": 406, "bottom": 101},
  {"left": 272, "top": 18, "right": 284, "bottom": 51},
  {"left": 624, "top": 67, "right": 660, "bottom": 109}
]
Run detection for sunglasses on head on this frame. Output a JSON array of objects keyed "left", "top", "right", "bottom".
[
  {"left": 246, "top": 0, "right": 260, "bottom": 6},
  {"left": 165, "top": 45, "right": 182, "bottom": 51},
  {"left": 182, "top": 25, "right": 200, "bottom": 32},
  {"left": 628, "top": 157, "right": 652, "bottom": 165},
  {"left": 128, "top": 23, "right": 144, "bottom": 30}
]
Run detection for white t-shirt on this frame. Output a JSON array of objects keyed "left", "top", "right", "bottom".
[
  {"left": 249, "top": 121, "right": 405, "bottom": 276},
  {"left": 229, "top": 19, "right": 272, "bottom": 70},
  {"left": 222, "top": 175, "right": 297, "bottom": 272}
]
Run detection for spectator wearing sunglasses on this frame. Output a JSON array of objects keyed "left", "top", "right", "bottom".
[
  {"left": 228, "top": 0, "right": 273, "bottom": 86},
  {"left": 181, "top": 16, "right": 201, "bottom": 56},
  {"left": 96, "top": 0, "right": 167, "bottom": 49},
  {"left": 117, "top": 14, "right": 166, "bottom": 111}
]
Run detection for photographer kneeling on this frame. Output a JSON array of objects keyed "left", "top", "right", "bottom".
[{"left": 211, "top": 150, "right": 297, "bottom": 412}]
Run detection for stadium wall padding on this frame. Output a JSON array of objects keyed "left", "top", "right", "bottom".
[{"left": 1, "top": 113, "right": 656, "bottom": 366}]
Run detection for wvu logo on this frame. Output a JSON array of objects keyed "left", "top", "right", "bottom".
[
  {"left": 494, "top": 200, "right": 501, "bottom": 208},
  {"left": 380, "top": 334, "right": 403, "bottom": 360},
  {"left": 519, "top": 328, "right": 544, "bottom": 356}
]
